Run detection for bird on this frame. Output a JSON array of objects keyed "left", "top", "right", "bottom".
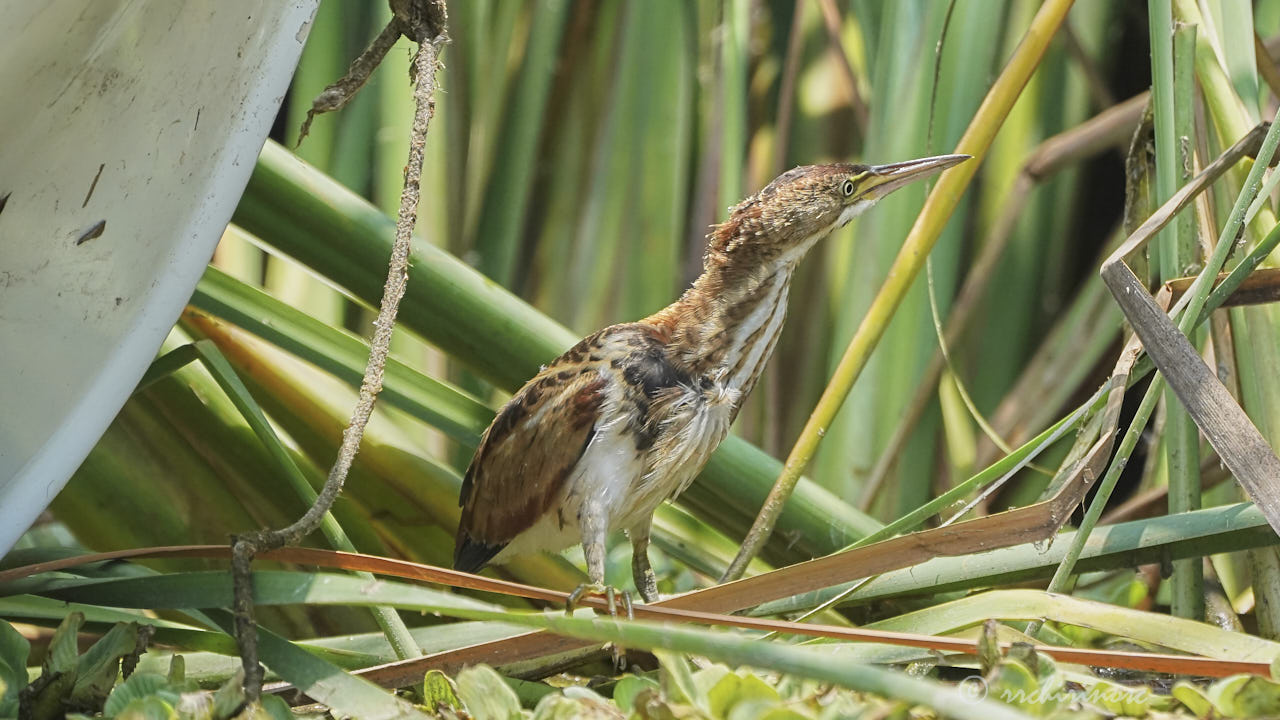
[{"left": 454, "top": 153, "right": 970, "bottom": 605}]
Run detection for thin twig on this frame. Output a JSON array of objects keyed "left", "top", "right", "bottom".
[
  {"left": 296, "top": 20, "right": 405, "bottom": 147},
  {"left": 1255, "top": 31, "right": 1280, "bottom": 101},
  {"left": 232, "top": 0, "right": 448, "bottom": 702},
  {"left": 1061, "top": 17, "right": 1115, "bottom": 109}
]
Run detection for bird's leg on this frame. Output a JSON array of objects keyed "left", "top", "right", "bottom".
[
  {"left": 566, "top": 506, "right": 617, "bottom": 614},
  {"left": 563, "top": 507, "right": 631, "bottom": 671},
  {"left": 629, "top": 519, "right": 660, "bottom": 604}
]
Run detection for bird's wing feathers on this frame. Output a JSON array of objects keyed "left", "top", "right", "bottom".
[{"left": 455, "top": 347, "right": 608, "bottom": 569}]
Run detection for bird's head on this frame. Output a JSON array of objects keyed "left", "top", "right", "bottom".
[{"left": 706, "top": 153, "right": 971, "bottom": 266}]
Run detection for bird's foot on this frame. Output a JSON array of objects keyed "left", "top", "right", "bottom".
[
  {"left": 565, "top": 583, "right": 634, "bottom": 620},
  {"left": 565, "top": 583, "right": 634, "bottom": 672}
]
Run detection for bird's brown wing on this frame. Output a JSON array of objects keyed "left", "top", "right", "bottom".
[{"left": 453, "top": 355, "right": 607, "bottom": 572}]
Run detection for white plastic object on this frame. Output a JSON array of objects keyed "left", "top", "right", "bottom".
[{"left": 0, "top": 1, "right": 319, "bottom": 553}]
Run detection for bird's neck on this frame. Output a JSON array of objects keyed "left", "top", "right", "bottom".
[{"left": 646, "top": 238, "right": 817, "bottom": 393}]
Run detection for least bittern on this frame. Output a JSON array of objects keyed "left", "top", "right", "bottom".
[{"left": 455, "top": 153, "right": 970, "bottom": 604}]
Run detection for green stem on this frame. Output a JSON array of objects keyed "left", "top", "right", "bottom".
[
  {"left": 1149, "top": 0, "right": 1177, "bottom": 282},
  {"left": 1165, "top": 20, "right": 1204, "bottom": 621},
  {"left": 472, "top": 0, "right": 569, "bottom": 286},
  {"left": 718, "top": 0, "right": 749, "bottom": 215}
]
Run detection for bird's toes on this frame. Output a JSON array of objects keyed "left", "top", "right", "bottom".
[
  {"left": 565, "top": 581, "right": 607, "bottom": 616},
  {"left": 565, "top": 582, "right": 634, "bottom": 671},
  {"left": 565, "top": 582, "right": 635, "bottom": 620}
]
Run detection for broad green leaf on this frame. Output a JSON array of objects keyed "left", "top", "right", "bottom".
[
  {"left": 256, "top": 695, "right": 295, "bottom": 720},
  {"left": 726, "top": 673, "right": 780, "bottom": 713},
  {"left": 71, "top": 621, "right": 142, "bottom": 708},
  {"left": 703, "top": 669, "right": 741, "bottom": 718},
  {"left": 209, "top": 670, "right": 245, "bottom": 719},
  {"left": 456, "top": 665, "right": 522, "bottom": 720},
  {"left": 1206, "top": 674, "right": 1280, "bottom": 718},
  {"left": 46, "top": 611, "right": 84, "bottom": 675},
  {"left": 104, "top": 674, "right": 179, "bottom": 717},
  {"left": 530, "top": 690, "right": 621, "bottom": 720},
  {"left": 24, "top": 612, "right": 85, "bottom": 720},
  {"left": 422, "top": 669, "right": 462, "bottom": 712},
  {"left": 0, "top": 620, "right": 29, "bottom": 718},
  {"left": 114, "top": 695, "right": 179, "bottom": 720},
  {"left": 703, "top": 670, "right": 785, "bottom": 719},
  {"left": 985, "top": 659, "right": 1042, "bottom": 715},
  {"left": 656, "top": 650, "right": 703, "bottom": 711},
  {"left": 1172, "top": 680, "right": 1213, "bottom": 717},
  {"left": 612, "top": 675, "right": 660, "bottom": 714}
]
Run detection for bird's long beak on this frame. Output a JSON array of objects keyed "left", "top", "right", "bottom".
[{"left": 863, "top": 153, "right": 971, "bottom": 198}]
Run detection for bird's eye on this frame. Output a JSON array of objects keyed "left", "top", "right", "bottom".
[{"left": 841, "top": 179, "right": 856, "bottom": 197}]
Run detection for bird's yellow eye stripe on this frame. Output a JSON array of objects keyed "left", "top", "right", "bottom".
[{"left": 842, "top": 172, "right": 868, "bottom": 197}]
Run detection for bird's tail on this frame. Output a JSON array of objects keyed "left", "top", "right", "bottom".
[{"left": 453, "top": 529, "right": 505, "bottom": 574}]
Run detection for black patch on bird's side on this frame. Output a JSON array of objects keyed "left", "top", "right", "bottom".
[
  {"left": 627, "top": 394, "right": 655, "bottom": 451},
  {"left": 454, "top": 532, "right": 506, "bottom": 573},
  {"left": 619, "top": 341, "right": 689, "bottom": 452},
  {"left": 629, "top": 416, "right": 658, "bottom": 451},
  {"left": 621, "top": 342, "right": 689, "bottom": 400}
]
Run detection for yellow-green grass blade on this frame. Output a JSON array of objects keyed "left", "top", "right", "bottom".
[
  {"left": 193, "top": 265, "right": 491, "bottom": 447},
  {"left": 620, "top": 0, "right": 694, "bottom": 320},
  {"left": 471, "top": 0, "right": 569, "bottom": 288},
  {"left": 862, "top": 588, "right": 1280, "bottom": 662}
]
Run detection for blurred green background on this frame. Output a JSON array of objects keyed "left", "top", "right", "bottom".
[{"left": 18, "top": 0, "right": 1280, "bottom": 639}]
